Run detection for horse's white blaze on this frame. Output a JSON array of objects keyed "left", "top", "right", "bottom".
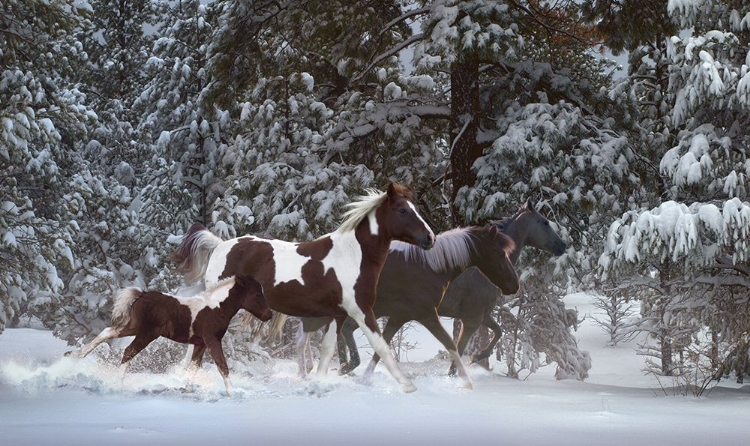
[
  {"left": 269, "top": 239, "right": 309, "bottom": 287},
  {"left": 204, "top": 238, "right": 240, "bottom": 286},
  {"left": 409, "top": 201, "right": 434, "bottom": 241}
]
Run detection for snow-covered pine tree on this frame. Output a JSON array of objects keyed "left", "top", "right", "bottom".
[
  {"left": 136, "top": 0, "right": 227, "bottom": 236},
  {"left": 0, "top": 0, "right": 94, "bottom": 333},
  {"left": 26, "top": 0, "right": 168, "bottom": 344},
  {"left": 599, "top": 0, "right": 750, "bottom": 380}
]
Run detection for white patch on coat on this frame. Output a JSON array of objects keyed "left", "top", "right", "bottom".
[
  {"left": 204, "top": 238, "right": 241, "bottom": 286},
  {"left": 269, "top": 239, "right": 309, "bottom": 287},
  {"left": 176, "top": 277, "right": 235, "bottom": 337},
  {"left": 367, "top": 211, "right": 379, "bottom": 235},
  {"left": 324, "top": 230, "right": 366, "bottom": 321}
]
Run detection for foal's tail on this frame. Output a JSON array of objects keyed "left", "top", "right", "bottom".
[
  {"left": 111, "top": 287, "right": 143, "bottom": 328},
  {"left": 170, "top": 222, "right": 224, "bottom": 283}
]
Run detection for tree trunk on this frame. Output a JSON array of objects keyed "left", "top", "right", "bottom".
[{"left": 449, "top": 53, "right": 480, "bottom": 226}]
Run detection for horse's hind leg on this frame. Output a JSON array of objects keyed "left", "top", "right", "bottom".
[
  {"left": 119, "top": 334, "right": 157, "bottom": 382},
  {"left": 295, "top": 324, "right": 312, "bottom": 379},
  {"left": 65, "top": 327, "right": 123, "bottom": 358}
]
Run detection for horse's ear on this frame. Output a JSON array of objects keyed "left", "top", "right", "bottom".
[
  {"left": 387, "top": 182, "right": 410, "bottom": 200},
  {"left": 386, "top": 182, "right": 398, "bottom": 199},
  {"left": 525, "top": 199, "right": 536, "bottom": 212}
]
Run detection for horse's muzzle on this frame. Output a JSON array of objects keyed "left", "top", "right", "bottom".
[{"left": 419, "top": 233, "right": 436, "bottom": 250}]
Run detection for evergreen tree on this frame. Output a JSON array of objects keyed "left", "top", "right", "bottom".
[
  {"left": 598, "top": 0, "right": 750, "bottom": 379},
  {"left": 0, "top": 0, "right": 94, "bottom": 333}
]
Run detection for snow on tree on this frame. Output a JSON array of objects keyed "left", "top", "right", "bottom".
[
  {"left": 598, "top": 0, "right": 750, "bottom": 379},
  {"left": 0, "top": 0, "right": 95, "bottom": 333}
]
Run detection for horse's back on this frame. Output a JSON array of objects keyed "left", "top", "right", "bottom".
[
  {"left": 130, "top": 291, "right": 194, "bottom": 340},
  {"left": 374, "top": 252, "right": 447, "bottom": 317}
]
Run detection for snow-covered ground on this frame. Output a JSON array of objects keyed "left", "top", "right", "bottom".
[{"left": 1, "top": 293, "right": 749, "bottom": 446}]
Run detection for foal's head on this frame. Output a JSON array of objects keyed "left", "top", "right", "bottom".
[
  {"left": 380, "top": 183, "right": 435, "bottom": 249},
  {"left": 231, "top": 275, "right": 273, "bottom": 322}
]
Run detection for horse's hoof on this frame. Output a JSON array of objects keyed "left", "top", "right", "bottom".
[
  {"left": 64, "top": 351, "right": 75, "bottom": 357},
  {"left": 402, "top": 382, "right": 418, "bottom": 393}
]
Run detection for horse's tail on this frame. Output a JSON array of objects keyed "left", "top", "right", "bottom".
[
  {"left": 111, "top": 287, "right": 143, "bottom": 328},
  {"left": 170, "top": 222, "right": 224, "bottom": 283},
  {"left": 266, "top": 313, "right": 289, "bottom": 344}
]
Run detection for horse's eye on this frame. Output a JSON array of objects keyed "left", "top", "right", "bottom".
[{"left": 399, "top": 208, "right": 407, "bottom": 215}]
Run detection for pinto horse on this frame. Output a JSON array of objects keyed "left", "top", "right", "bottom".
[
  {"left": 297, "top": 224, "right": 520, "bottom": 387},
  {"left": 65, "top": 275, "right": 272, "bottom": 396},
  {"left": 171, "top": 183, "right": 435, "bottom": 393}
]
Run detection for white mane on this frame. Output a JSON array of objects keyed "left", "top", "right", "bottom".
[
  {"left": 336, "top": 189, "right": 387, "bottom": 233},
  {"left": 389, "top": 227, "right": 475, "bottom": 273}
]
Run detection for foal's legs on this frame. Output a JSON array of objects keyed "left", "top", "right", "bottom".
[
  {"left": 453, "top": 312, "right": 502, "bottom": 374},
  {"left": 65, "top": 327, "right": 123, "bottom": 358},
  {"left": 204, "top": 337, "right": 233, "bottom": 396},
  {"left": 189, "top": 344, "right": 207, "bottom": 371},
  {"left": 474, "top": 314, "right": 503, "bottom": 363}
]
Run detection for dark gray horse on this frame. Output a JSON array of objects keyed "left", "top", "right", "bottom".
[
  {"left": 332, "top": 200, "right": 566, "bottom": 376},
  {"left": 295, "top": 224, "right": 520, "bottom": 388}
]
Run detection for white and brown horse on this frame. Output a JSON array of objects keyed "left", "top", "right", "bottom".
[
  {"left": 65, "top": 275, "right": 272, "bottom": 396},
  {"left": 171, "top": 183, "right": 435, "bottom": 392}
]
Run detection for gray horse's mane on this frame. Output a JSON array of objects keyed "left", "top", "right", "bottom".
[
  {"left": 336, "top": 189, "right": 386, "bottom": 234},
  {"left": 389, "top": 227, "right": 476, "bottom": 273}
]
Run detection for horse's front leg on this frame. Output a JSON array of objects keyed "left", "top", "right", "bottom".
[
  {"left": 353, "top": 308, "right": 416, "bottom": 393},
  {"left": 204, "top": 337, "right": 232, "bottom": 397},
  {"left": 189, "top": 344, "right": 207, "bottom": 371}
]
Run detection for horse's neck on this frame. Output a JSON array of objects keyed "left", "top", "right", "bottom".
[
  {"left": 502, "top": 215, "right": 528, "bottom": 265},
  {"left": 352, "top": 219, "right": 391, "bottom": 271}
]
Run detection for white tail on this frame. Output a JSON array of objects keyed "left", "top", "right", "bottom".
[
  {"left": 174, "top": 228, "right": 224, "bottom": 283},
  {"left": 111, "top": 287, "right": 142, "bottom": 328}
]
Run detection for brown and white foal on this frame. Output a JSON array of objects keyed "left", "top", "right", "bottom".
[{"left": 65, "top": 275, "right": 272, "bottom": 396}]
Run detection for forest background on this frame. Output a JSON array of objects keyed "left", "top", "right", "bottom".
[{"left": 2, "top": 0, "right": 750, "bottom": 386}]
